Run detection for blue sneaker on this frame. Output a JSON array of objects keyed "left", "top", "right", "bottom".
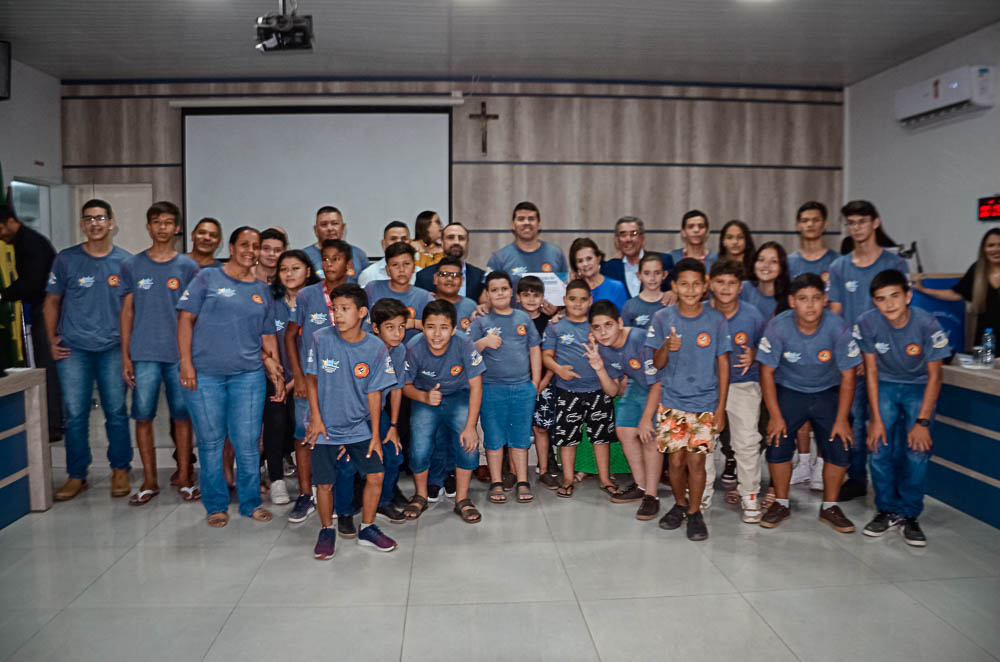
[
  {"left": 313, "top": 527, "right": 336, "bottom": 560},
  {"left": 357, "top": 523, "right": 397, "bottom": 552},
  {"left": 288, "top": 494, "right": 315, "bottom": 523}
]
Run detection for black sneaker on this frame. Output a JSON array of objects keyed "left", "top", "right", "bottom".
[
  {"left": 837, "top": 478, "right": 868, "bottom": 502},
  {"left": 658, "top": 503, "right": 687, "bottom": 530},
  {"left": 377, "top": 503, "right": 406, "bottom": 524},
  {"left": 900, "top": 518, "right": 927, "bottom": 547},
  {"left": 686, "top": 511, "right": 709, "bottom": 541},
  {"left": 313, "top": 527, "right": 336, "bottom": 560},
  {"left": 337, "top": 515, "right": 357, "bottom": 539},
  {"left": 636, "top": 495, "right": 660, "bottom": 521},
  {"left": 288, "top": 494, "right": 315, "bottom": 523},
  {"left": 443, "top": 473, "right": 457, "bottom": 499},
  {"left": 720, "top": 458, "right": 737, "bottom": 489},
  {"left": 863, "top": 511, "right": 900, "bottom": 537},
  {"left": 427, "top": 484, "right": 443, "bottom": 503},
  {"left": 610, "top": 483, "right": 645, "bottom": 504}
]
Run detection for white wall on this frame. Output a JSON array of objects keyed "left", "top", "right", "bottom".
[
  {"left": 0, "top": 59, "right": 62, "bottom": 190},
  {"left": 846, "top": 21, "right": 1000, "bottom": 274}
]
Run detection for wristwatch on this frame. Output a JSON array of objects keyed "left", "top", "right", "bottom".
[{"left": 916, "top": 418, "right": 931, "bottom": 428}]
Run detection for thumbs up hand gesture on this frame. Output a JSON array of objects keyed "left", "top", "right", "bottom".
[
  {"left": 667, "top": 326, "right": 682, "bottom": 352},
  {"left": 427, "top": 383, "right": 443, "bottom": 406}
]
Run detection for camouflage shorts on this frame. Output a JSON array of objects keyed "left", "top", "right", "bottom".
[{"left": 655, "top": 406, "right": 715, "bottom": 455}]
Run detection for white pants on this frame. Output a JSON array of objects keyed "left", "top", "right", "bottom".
[{"left": 726, "top": 381, "right": 762, "bottom": 498}]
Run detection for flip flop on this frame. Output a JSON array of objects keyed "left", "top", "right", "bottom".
[
  {"left": 128, "top": 489, "right": 159, "bottom": 506},
  {"left": 557, "top": 482, "right": 575, "bottom": 498},
  {"left": 207, "top": 512, "right": 229, "bottom": 528},
  {"left": 178, "top": 485, "right": 201, "bottom": 501}
]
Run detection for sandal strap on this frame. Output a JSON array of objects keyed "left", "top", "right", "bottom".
[
  {"left": 515, "top": 481, "right": 531, "bottom": 488},
  {"left": 455, "top": 498, "right": 475, "bottom": 509},
  {"left": 489, "top": 482, "right": 504, "bottom": 490},
  {"left": 410, "top": 494, "right": 428, "bottom": 507}
]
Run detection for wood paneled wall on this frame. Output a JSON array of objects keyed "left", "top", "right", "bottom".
[{"left": 61, "top": 79, "right": 842, "bottom": 267}]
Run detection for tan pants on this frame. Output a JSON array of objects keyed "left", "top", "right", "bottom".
[{"left": 726, "top": 381, "right": 763, "bottom": 498}]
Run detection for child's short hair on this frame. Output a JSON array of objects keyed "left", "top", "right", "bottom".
[
  {"left": 437, "top": 255, "right": 463, "bottom": 271},
  {"left": 588, "top": 299, "right": 620, "bottom": 322},
  {"left": 320, "top": 238, "right": 351, "bottom": 259},
  {"left": 370, "top": 297, "right": 410, "bottom": 327},
  {"left": 385, "top": 242, "right": 416, "bottom": 261},
  {"left": 422, "top": 299, "right": 456, "bottom": 326},
  {"left": 709, "top": 258, "right": 744, "bottom": 280},
  {"left": 516, "top": 274, "right": 543, "bottom": 294},
  {"left": 330, "top": 283, "right": 368, "bottom": 311},
  {"left": 681, "top": 209, "right": 709, "bottom": 230},
  {"left": 638, "top": 253, "right": 664, "bottom": 271},
  {"left": 869, "top": 269, "right": 910, "bottom": 296},
  {"left": 260, "top": 227, "right": 288, "bottom": 248},
  {"left": 565, "top": 279, "right": 592, "bottom": 296},
  {"left": 485, "top": 270, "right": 512, "bottom": 289},
  {"left": 673, "top": 257, "right": 706, "bottom": 279},
  {"left": 789, "top": 273, "right": 825, "bottom": 296}
]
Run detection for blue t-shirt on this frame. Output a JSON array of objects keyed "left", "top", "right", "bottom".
[
  {"left": 719, "top": 302, "right": 765, "bottom": 384},
  {"left": 757, "top": 310, "right": 861, "bottom": 393},
  {"left": 541, "top": 317, "right": 604, "bottom": 393},
  {"left": 739, "top": 281, "right": 778, "bottom": 318},
  {"left": 644, "top": 305, "right": 729, "bottom": 412},
  {"left": 302, "top": 243, "right": 369, "bottom": 280},
  {"left": 487, "top": 242, "right": 569, "bottom": 286},
  {"left": 599, "top": 327, "right": 657, "bottom": 389},
  {"left": 591, "top": 276, "right": 629, "bottom": 313},
  {"left": 856, "top": 307, "right": 952, "bottom": 384},
  {"left": 292, "top": 282, "right": 337, "bottom": 359},
  {"left": 177, "top": 268, "right": 276, "bottom": 376},
  {"left": 273, "top": 297, "right": 294, "bottom": 381},
  {"left": 468, "top": 309, "right": 541, "bottom": 385},
  {"left": 451, "top": 296, "right": 479, "bottom": 338},
  {"left": 668, "top": 249, "right": 717, "bottom": 273},
  {"left": 621, "top": 296, "right": 665, "bottom": 330},
  {"left": 404, "top": 334, "right": 486, "bottom": 396},
  {"left": 364, "top": 280, "right": 435, "bottom": 343},
  {"left": 828, "top": 250, "right": 909, "bottom": 324},
  {"left": 380, "top": 342, "right": 407, "bottom": 410},
  {"left": 304, "top": 327, "right": 397, "bottom": 445},
  {"left": 787, "top": 249, "right": 838, "bottom": 280},
  {"left": 120, "top": 251, "right": 199, "bottom": 363},
  {"left": 46, "top": 244, "right": 132, "bottom": 352}
]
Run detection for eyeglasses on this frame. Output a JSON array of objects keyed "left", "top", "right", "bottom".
[
  {"left": 616, "top": 230, "right": 643, "bottom": 238},
  {"left": 81, "top": 215, "right": 110, "bottom": 224},
  {"left": 436, "top": 271, "right": 462, "bottom": 280}
]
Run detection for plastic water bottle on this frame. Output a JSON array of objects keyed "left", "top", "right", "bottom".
[{"left": 983, "top": 328, "right": 995, "bottom": 366}]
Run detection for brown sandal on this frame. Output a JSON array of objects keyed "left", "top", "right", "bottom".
[
  {"left": 557, "top": 482, "right": 575, "bottom": 498},
  {"left": 403, "top": 494, "right": 428, "bottom": 520},
  {"left": 250, "top": 508, "right": 273, "bottom": 522},
  {"left": 488, "top": 482, "right": 507, "bottom": 504},
  {"left": 516, "top": 481, "right": 534, "bottom": 503},
  {"left": 207, "top": 512, "right": 229, "bottom": 528},
  {"left": 454, "top": 498, "right": 482, "bottom": 523}
]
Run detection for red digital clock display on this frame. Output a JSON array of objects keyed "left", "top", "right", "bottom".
[{"left": 980, "top": 196, "right": 1000, "bottom": 221}]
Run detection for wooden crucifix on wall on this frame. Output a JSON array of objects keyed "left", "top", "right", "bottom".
[{"left": 468, "top": 102, "right": 499, "bottom": 155}]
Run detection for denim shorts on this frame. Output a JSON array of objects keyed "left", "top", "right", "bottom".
[
  {"left": 615, "top": 380, "right": 649, "bottom": 428},
  {"left": 312, "top": 440, "right": 385, "bottom": 485},
  {"left": 409, "top": 389, "right": 479, "bottom": 473},
  {"left": 766, "top": 385, "right": 850, "bottom": 467},
  {"left": 131, "top": 360, "right": 189, "bottom": 421},
  {"left": 481, "top": 381, "right": 536, "bottom": 451},
  {"left": 293, "top": 396, "right": 309, "bottom": 440}
]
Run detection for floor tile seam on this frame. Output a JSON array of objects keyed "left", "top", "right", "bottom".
[
  {"left": 733, "top": 591, "right": 805, "bottom": 662},
  {"left": 0, "top": 608, "right": 63, "bottom": 662},
  {"left": 398, "top": 514, "right": 420, "bottom": 662},
  {"left": 889, "top": 581, "right": 1000, "bottom": 662}
]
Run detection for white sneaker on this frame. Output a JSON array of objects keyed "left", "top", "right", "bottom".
[
  {"left": 741, "top": 494, "right": 762, "bottom": 523},
  {"left": 701, "top": 492, "right": 713, "bottom": 510},
  {"left": 810, "top": 458, "right": 825, "bottom": 491},
  {"left": 270, "top": 479, "right": 291, "bottom": 505},
  {"left": 790, "top": 459, "right": 812, "bottom": 485}
]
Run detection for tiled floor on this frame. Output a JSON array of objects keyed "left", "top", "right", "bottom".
[{"left": 2, "top": 463, "right": 999, "bottom": 662}]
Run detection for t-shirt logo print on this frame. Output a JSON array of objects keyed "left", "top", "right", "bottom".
[
  {"left": 320, "top": 358, "right": 340, "bottom": 373},
  {"left": 450, "top": 365, "right": 463, "bottom": 376},
  {"left": 696, "top": 332, "right": 711, "bottom": 347},
  {"left": 137, "top": 278, "right": 154, "bottom": 290},
  {"left": 353, "top": 362, "right": 371, "bottom": 378},
  {"left": 559, "top": 333, "right": 576, "bottom": 345},
  {"left": 541, "top": 263, "right": 553, "bottom": 273},
  {"left": 516, "top": 324, "right": 527, "bottom": 336},
  {"left": 107, "top": 275, "right": 120, "bottom": 287},
  {"left": 817, "top": 349, "right": 832, "bottom": 362},
  {"left": 905, "top": 343, "right": 922, "bottom": 356},
  {"left": 167, "top": 278, "right": 180, "bottom": 290},
  {"left": 628, "top": 358, "right": 641, "bottom": 370},
  {"left": 460, "top": 318, "right": 471, "bottom": 331},
  {"left": 78, "top": 276, "right": 95, "bottom": 288},
  {"left": 310, "top": 313, "right": 328, "bottom": 325},
  {"left": 251, "top": 294, "right": 264, "bottom": 304},
  {"left": 733, "top": 331, "right": 748, "bottom": 346},
  {"left": 217, "top": 287, "right": 236, "bottom": 298}
]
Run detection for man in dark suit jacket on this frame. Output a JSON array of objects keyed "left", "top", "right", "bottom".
[
  {"left": 600, "top": 216, "right": 673, "bottom": 297},
  {"left": 414, "top": 222, "right": 485, "bottom": 302}
]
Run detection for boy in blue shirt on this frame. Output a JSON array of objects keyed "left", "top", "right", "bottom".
[
  {"left": 588, "top": 300, "right": 660, "bottom": 519},
  {"left": 620, "top": 253, "right": 667, "bottom": 329},
  {"left": 787, "top": 201, "right": 838, "bottom": 280},
  {"left": 858, "top": 270, "right": 950, "bottom": 546},
  {"left": 433, "top": 255, "right": 478, "bottom": 337},
  {"left": 828, "top": 200, "right": 908, "bottom": 501},
  {"left": 668, "top": 210, "right": 718, "bottom": 274},
  {"left": 44, "top": 198, "right": 133, "bottom": 501},
  {"left": 369, "top": 297, "right": 412, "bottom": 524},
  {"left": 120, "top": 201, "right": 200, "bottom": 505},
  {"left": 758, "top": 273, "right": 861, "bottom": 533},
  {"left": 709, "top": 259, "right": 767, "bottom": 523},
  {"left": 304, "top": 284, "right": 399, "bottom": 559},
  {"left": 645, "top": 258, "right": 729, "bottom": 541},
  {"left": 364, "top": 242, "right": 434, "bottom": 343},
  {"left": 542, "top": 280, "right": 620, "bottom": 498},
  {"left": 402, "top": 300, "right": 486, "bottom": 523},
  {"left": 470, "top": 271, "right": 542, "bottom": 504}
]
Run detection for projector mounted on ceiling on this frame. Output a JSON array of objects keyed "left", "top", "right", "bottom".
[{"left": 255, "top": 0, "right": 314, "bottom": 53}]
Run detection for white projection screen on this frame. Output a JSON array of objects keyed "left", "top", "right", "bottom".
[{"left": 183, "top": 109, "right": 451, "bottom": 257}]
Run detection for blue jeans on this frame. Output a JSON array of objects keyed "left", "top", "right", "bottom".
[
  {"left": 870, "top": 382, "right": 931, "bottom": 518},
  {"left": 428, "top": 426, "right": 456, "bottom": 486},
  {"left": 481, "top": 381, "right": 536, "bottom": 450},
  {"left": 56, "top": 346, "right": 132, "bottom": 479},
  {"left": 131, "top": 360, "right": 189, "bottom": 421},
  {"left": 848, "top": 378, "right": 869, "bottom": 483},
  {"left": 410, "top": 390, "right": 479, "bottom": 473},
  {"left": 184, "top": 370, "right": 266, "bottom": 517}
]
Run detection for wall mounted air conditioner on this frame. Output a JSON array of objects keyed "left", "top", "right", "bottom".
[{"left": 894, "top": 65, "right": 994, "bottom": 126}]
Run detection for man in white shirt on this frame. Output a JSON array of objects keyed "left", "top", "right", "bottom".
[{"left": 357, "top": 221, "right": 414, "bottom": 288}]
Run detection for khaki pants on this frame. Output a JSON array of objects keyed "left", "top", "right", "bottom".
[{"left": 726, "top": 381, "right": 762, "bottom": 498}]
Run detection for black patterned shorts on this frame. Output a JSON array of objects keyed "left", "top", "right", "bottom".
[
  {"left": 533, "top": 384, "right": 556, "bottom": 430},
  {"left": 550, "top": 386, "right": 616, "bottom": 447}
]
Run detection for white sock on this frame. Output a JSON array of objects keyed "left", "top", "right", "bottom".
[
  {"left": 799, "top": 453, "right": 811, "bottom": 466},
  {"left": 776, "top": 498, "right": 790, "bottom": 507},
  {"left": 360, "top": 522, "right": 373, "bottom": 530},
  {"left": 822, "top": 501, "right": 837, "bottom": 509}
]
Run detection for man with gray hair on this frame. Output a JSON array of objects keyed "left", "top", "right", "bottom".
[{"left": 600, "top": 216, "right": 673, "bottom": 297}]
